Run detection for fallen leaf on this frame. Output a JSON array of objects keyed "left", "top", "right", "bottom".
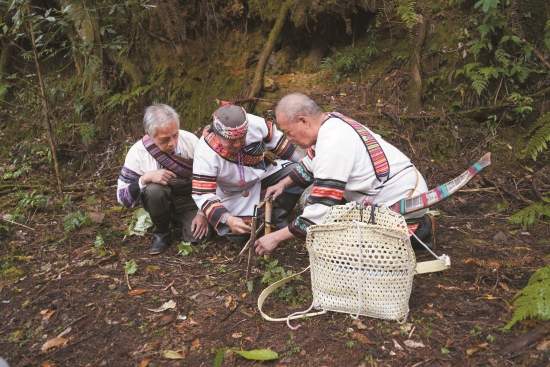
[
  {"left": 232, "top": 332, "right": 243, "bottom": 338},
  {"left": 43, "top": 310, "right": 56, "bottom": 320},
  {"left": 350, "top": 332, "right": 376, "bottom": 345},
  {"left": 138, "top": 358, "right": 150, "bottom": 367},
  {"left": 41, "top": 337, "right": 68, "bottom": 353},
  {"left": 161, "top": 350, "right": 185, "bottom": 359},
  {"left": 42, "top": 362, "right": 55, "bottom": 367},
  {"left": 159, "top": 314, "right": 175, "bottom": 326},
  {"left": 144, "top": 342, "right": 160, "bottom": 352},
  {"left": 466, "top": 343, "right": 488, "bottom": 356},
  {"left": 188, "top": 318, "right": 199, "bottom": 326},
  {"left": 536, "top": 339, "right": 550, "bottom": 351},
  {"left": 234, "top": 349, "right": 278, "bottom": 361},
  {"left": 57, "top": 326, "right": 72, "bottom": 338},
  {"left": 393, "top": 339, "right": 404, "bottom": 351},
  {"left": 170, "top": 286, "right": 178, "bottom": 295},
  {"left": 224, "top": 295, "right": 237, "bottom": 310},
  {"left": 213, "top": 349, "right": 224, "bottom": 367},
  {"left": 89, "top": 212, "right": 105, "bottom": 223},
  {"left": 128, "top": 289, "right": 147, "bottom": 296},
  {"left": 404, "top": 340, "right": 425, "bottom": 348},
  {"left": 192, "top": 338, "right": 200, "bottom": 349},
  {"left": 148, "top": 300, "right": 176, "bottom": 312},
  {"left": 351, "top": 319, "right": 368, "bottom": 330}
]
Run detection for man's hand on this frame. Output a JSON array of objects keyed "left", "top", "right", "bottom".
[
  {"left": 254, "top": 227, "right": 294, "bottom": 255},
  {"left": 226, "top": 216, "right": 252, "bottom": 234},
  {"left": 265, "top": 182, "right": 286, "bottom": 201},
  {"left": 254, "top": 232, "right": 281, "bottom": 256},
  {"left": 141, "top": 169, "right": 176, "bottom": 186},
  {"left": 191, "top": 214, "right": 209, "bottom": 239},
  {"left": 265, "top": 175, "right": 294, "bottom": 200}
]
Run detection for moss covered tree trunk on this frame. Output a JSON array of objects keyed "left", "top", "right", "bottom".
[
  {"left": 408, "top": 11, "right": 427, "bottom": 114},
  {"left": 247, "top": 0, "right": 293, "bottom": 101}
]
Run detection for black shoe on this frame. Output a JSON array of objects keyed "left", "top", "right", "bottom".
[
  {"left": 149, "top": 232, "right": 171, "bottom": 255},
  {"left": 410, "top": 214, "right": 436, "bottom": 256}
]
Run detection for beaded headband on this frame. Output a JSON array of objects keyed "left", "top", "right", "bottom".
[{"left": 212, "top": 106, "right": 248, "bottom": 140}]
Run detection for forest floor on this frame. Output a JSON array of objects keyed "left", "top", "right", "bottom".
[{"left": 1, "top": 87, "right": 550, "bottom": 367}]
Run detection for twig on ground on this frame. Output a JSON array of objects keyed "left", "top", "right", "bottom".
[{"left": 2, "top": 218, "right": 35, "bottom": 231}]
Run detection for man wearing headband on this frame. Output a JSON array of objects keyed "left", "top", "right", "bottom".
[
  {"left": 117, "top": 103, "right": 209, "bottom": 255},
  {"left": 192, "top": 103, "right": 302, "bottom": 245},
  {"left": 254, "top": 92, "right": 435, "bottom": 256}
]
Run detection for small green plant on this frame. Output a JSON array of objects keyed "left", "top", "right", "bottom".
[
  {"left": 177, "top": 242, "right": 193, "bottom": 257},
  {"left": 503, "top": 265, "right": 550, "bottom": 330},
  {"left": 486, "top": 334, "right": 496, "bottom": 343},
  {"left": 63, "top": 210, "right": 93, "bottom": 233},
  {"left": 346, "top": 341, "right": 355, "bottom": 349},
  {"left": 469, "top": 325, "right": 483, "bottom": 336},
  {"left": 92, "top": 235, "right": 109, "bottom": 257},
  {"left": 246, "top": 280, "right": 254, "bottom": 293},
  {"left": 441, "top": 347, "right": 450, "bottom": 355},
  {"left": 260, "top": 260, "right": 302, "bottom": 305}
]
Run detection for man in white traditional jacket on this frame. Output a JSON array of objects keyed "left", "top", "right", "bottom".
[
  {"left": 254, "top": 92, "right": 436, "bottom": 256},
  {"left": 192, "top": 103, "right": 302, "bottom": 245},
  {"left": 117, "top": 103, "right": 209, "bottom": 255}
]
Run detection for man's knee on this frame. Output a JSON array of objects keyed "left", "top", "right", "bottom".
[{"left": 142, "top": 183, "right": 171, "bottom": 215}]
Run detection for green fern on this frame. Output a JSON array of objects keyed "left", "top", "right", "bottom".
[
  {"left": 522, "top": 112, "right": 550, "bottom": 161},
  {"left": 63, "top": 210, "right": 94, "bottom": 233},
  {"left": 509, "top": 197, "right": 550, "bottom": 227},
  {"left": 503, "top": 265, "right": 550, "bottom": 330}
]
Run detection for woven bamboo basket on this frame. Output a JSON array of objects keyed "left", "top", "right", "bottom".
[{"left": 306, "top": 204, "right": 415, "bottom": 320}]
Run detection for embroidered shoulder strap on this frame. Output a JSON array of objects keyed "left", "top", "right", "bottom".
[
  {"left": 203, "top": 131, "right": 265, "bottom": 168},
  {"left": 329, "top": 112, "right": 390, "bottom": 182},
  {"left": 142, "top": 134, "right": 193, "bottom": 178}
]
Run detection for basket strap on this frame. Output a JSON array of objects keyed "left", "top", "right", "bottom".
[{"left": 257, "top": 265, "right": 327, "bottom": 322}]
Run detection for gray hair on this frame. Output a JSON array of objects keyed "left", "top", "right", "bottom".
[
  {"left": 143, "top": 103, "right": 181, "bottom": 136},
  {"left": 275, "top": 92, "right": 323, "bottom": 123}
]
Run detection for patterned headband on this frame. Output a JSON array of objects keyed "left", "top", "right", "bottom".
[{"left": 212, "top": 107, "right": 248, "bottom": 140}]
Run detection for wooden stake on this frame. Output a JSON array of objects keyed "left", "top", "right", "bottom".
[
  {"left": 264, "top": 199, "right": 273, "bottom": 260},
  {"left": 246, "top": 216, "right": 258, "bottom": 281}
]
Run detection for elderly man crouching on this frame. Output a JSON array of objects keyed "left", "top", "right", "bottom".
[
  {"left": 117, "top": 103, "right": 209, "bottom": 255},
  {"left": 254, "top": 92, "right": 435, "bottom": 256}
]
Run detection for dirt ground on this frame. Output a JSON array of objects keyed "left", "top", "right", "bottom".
[{"left": 1, "top": 91, "right": 550, "bottom": 367}]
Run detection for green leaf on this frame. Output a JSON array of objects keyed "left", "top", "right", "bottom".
[
  {"left": 177, "top": 242, "right": 193, "bottom": 257},
  {"left": 127, "top": 208, "right": 153, "bottom": 236},
  {"left": 213, "top": 348, "right": 224, "bottom": 367},
  {"left": 161, "top": 350, "right": 185, "bottom": 359},
  {"left": 124, "top": 259, "right": 137, "bottom": 275},
  {"left": 234, "top": 349, "right": 279, "bottom": 361}
]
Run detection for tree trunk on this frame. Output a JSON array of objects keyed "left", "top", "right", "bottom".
[
  {"left": 52, "top": 0, "right": 103, "bottom": 97},
  {"left": 408, "top": 11, "right": 427, "bottom": 114},
  {"left": 27, "top": 5, "right": 64, "bottom": 196},
  {"left": 0, "top": 41, "right": 14, "bottom": 76},
  {"left": 247, "top": 0, "right": 293, "bottom": 103}
]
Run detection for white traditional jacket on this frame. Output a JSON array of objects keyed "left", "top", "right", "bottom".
[
  {"left": 192, "top": 114, "right": 300, "bottom": 233},
  {"left": 287, "top": 112, "right": 428, "bottom": 240},
  {"left": 117, "top": 130, "right": 198, "bottom": 208}
]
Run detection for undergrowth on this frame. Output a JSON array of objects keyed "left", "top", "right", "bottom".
[{"left": 503, "top": 264, "right": 550, "bottom": 330}]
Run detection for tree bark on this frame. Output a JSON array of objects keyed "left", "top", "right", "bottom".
[
  {"left": 247, "top": 0, "right": 293, "bottom": 102},
  {"left": 408, "top": 11, "right": 427, "bottom": 114},
  {"left": 27, "top": 5, "right": 64, "bottom": 196}
]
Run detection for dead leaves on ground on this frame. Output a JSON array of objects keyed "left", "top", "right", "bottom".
[{"left": 41, "top": 337, "right": 68, "bottom": 353}]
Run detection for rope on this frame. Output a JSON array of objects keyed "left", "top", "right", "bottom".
[
  {"left": 408, "top": 228, "right": 447, "bottom": 266},
  {"left": 351, "top": 220, "right": 363, "bottom": 319}
]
